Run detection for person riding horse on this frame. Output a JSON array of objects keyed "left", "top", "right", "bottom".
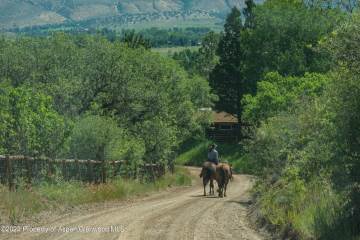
[
  {"left": 207, "top": 143, "right": 219, "bottom": 165},
  {"left": 200, "top": 143, "right": 220, "bottom": 196}
]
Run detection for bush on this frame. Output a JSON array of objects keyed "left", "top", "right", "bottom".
[
  {"left": 0, "top": 83, "right": 66, "bottom": 157},
  {"left": 66, "top": 115, "right": 146, "bottom": 178},
  {"left": 68, "top": 115, "right": 144, "bottom": 162},
  {"left": 0, "top": 167, "right": 192, "bottom": 224},
  {"left": 245, "top": 16, "right": 360, "bottom": 237}
]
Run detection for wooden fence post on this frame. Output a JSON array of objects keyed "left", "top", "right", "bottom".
[
  {"left": 150, "top": 163, "right": 155, "bottom": 182},
  {"left": 87, "top": 160, "right": 92, "bottom": 183},
  {"left": 102, "top": 160, "right": 107, "bottom": 184},
  {"left": 5, "top": 155, "right": 14, "bottom": 192},
  {"left": 134, "top": 163, "right": 138, "bottom": 180},
  {"left": 47, "top": 158, "right": 53, "bottom": 179},
  {"left": 77, "top": 159, "right": 81, "bottom": 181},
  {"left": 62, "top": 159, "right": 66, "bottom": 181},
  {"left": 25, "top": 156, "right": 32, "bottom": 187},
  {"left": 0, "top": 156, "right": 5, "bottom": 185},
  {"left": 112, "top": 161, "right": 116, "bottom": 179}
]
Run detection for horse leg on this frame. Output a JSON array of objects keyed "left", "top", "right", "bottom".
[
  {"left": 218, "top": 182, "right": 223, "bottom": 198},
  {"left": 210, "top": 179, "right": 214, "bottom": 195},
  {"left": 224, "top": 182, "right": 228, "bottom": 197},
  {"left": 203, "top": 178, "right": 209, "bottom": 196}
]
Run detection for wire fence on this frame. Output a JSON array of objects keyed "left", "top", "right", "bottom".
[{"left": 0, "top": 155, "right": 165, "bottom": 191}]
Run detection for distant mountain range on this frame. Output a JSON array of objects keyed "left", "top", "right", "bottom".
[{"left": 0, "top": 0, "right": 263, "bottom": 30}]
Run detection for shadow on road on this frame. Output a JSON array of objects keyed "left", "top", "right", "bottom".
[
  {"left": 226, "top": 200, "right": 253, "bottom": 206},
  {"left": 190, "top": 194, "right": 219, "bottom": 199}
]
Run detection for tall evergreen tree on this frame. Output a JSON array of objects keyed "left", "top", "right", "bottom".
[
  {"left": 210, "top": 7, "right": 246, "bottom": 125},
  {"left": 243, "top": 0, "right": 256, "bottom": 29}
]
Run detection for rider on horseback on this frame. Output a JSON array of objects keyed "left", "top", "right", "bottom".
[
  {"left": 207, "top": 143, "right": 219, "bottom": 165},
  {"left": 199, "top": 143, "right": 220, "bottom": 196}
]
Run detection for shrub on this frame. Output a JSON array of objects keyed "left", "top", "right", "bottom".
[{"left": 0, "top": 83, "right": 66, "bottom": 157}]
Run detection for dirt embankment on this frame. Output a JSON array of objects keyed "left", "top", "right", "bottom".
[{"left": 0, "top": 167, "right": 269, "bottom": 240}]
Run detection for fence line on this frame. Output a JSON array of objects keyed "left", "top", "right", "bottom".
[{"left": 0, "top": 155, "right": 164, "bottom": 191}]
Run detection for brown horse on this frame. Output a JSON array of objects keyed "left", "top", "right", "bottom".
[
  {"left": 199, "top": 161, "right": 217, "bottom": 196},
  {"left": 215, "top": 163, "right": 232, "bottom": 198}
]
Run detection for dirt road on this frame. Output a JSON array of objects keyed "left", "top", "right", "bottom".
[{"left": 1, "top": 167, "right": 267, "bottom": 240}]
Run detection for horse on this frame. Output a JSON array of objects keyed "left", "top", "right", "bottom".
[
  {"left": 215, "top": 163, "right": 233, "bottom": 198},
  {"left": 199, "top": 161, "right": 217, "bottom": 196}
]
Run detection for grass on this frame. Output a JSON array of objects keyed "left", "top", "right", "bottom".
[
  {"left": 152, "top": 46, "right": 199, "bottom": 55},
  {"left": 0, "top": 167, "right": 192, "bottom": 224},
  {"left": 175, "top": 138, "right": 254, "bottom": 174},
  {"left": 256, "top": 178, "right": 359, "bottom": 240}
]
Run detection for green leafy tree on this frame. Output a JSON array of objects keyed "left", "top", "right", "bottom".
[
  {"left": 323, "top": 13, "right": 360, "bottom": 236},
  {"left": 0, "top": 33, "right": 214, "bottom": 172},
  {"left": 172, "top": 31, "right": 220, "bottom": 78},
  {"left": 243, "top": 0, "right": 256, "bottom": 29},
  {"left": 172, "top": 49, "right": 200, "bottom": 75},
  {"left": 122, "top": 30, "right": 151, "bottom": 49},
  {"left": 0, "top": 84, "right": 66, "bottom": 157},
  {"left": 243, "top": 12, "right": 360, "bottom": 239},
  {"left": 195, "top": 31, "right": 220, "bottom": 78},
  {"left": 243, "top": 0, "right": 344, "bottom": 80},
  {"left": 243, "top": 72, "right": 329, "bottom": 124},
  {"left": 210, "top": 7, "right": 246, "bottom": 123}
]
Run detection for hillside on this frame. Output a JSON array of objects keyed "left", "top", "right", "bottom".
[{"left": 0, "top": 0, "right": 262, "bottom": 30}]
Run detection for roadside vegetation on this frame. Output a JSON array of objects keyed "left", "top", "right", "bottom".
[
  {"left": 0, "top": 33, "right": 214, "bottom": 171},
  {"left": 244, "top": 14, "right": 360, "bottom": 237},
  {"left": 0, "top": 167, "right": 191, "bottom": 225},
  {"left": 174, "top": 0, "right": 360, "bottom": 239},
  {"left": 0, "top": 28, "right": 212, "bottom": 224},
  {"left": 2, "top": 0, "right": 360, "bottom": 239}
]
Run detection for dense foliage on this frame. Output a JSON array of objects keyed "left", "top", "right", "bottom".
[
  {"left": 243, "top": 0, "right": 343, "bottom": 80},
  {"left": 242, "top": 72, "right": 329, "bottom": 124},
  {"left": 8, "top": 26, "right": 211, "bottom": 48},
  {"left": 174, "top": 0, "right": 343, "bottom": 128},
  {"left": 173, "top": 31, "right": 220, "bottom": 78},
  {"left": 238, "top": 3, "right": 360, "bottom": 239},
  {"left": 210, "top": 7, "right": 245, "bottom": 120},
  {"left": 0, "top": 34, "right": 214, "bottom": 173},
  {"left": 0, "top": 83, "right": 66, "bottom": 157}
]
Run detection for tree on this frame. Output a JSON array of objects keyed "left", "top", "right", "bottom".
[
  {"left": 243, "top": 0, "right": 344, "bottom": 80},
  {"left": 122, "top": 30, "right": 151, "bottom": 49},
  {"left": 195, "top": 31, "right": 220, "bottom": 78},
  {"left": 210, "top": 7, "right": 246, "bottom": 124},
  {"left": 0, "top": 34, "right": 215, "bottom": 173},
  {"left": 242, "top": 72, "right": 329, "bottom": 124},
  {"left": 172, "top": 31, "right": 220, "bottom": 78},
  {"left": 0, "top": 84, "right": 66, "bottom": 157},
  {"left": 172, "top": 49, "right": 199, "bottom": 75},
  {"left": 324, "top": 13, "right": 360, "bottom": 235},
  {"left": 243, "top": 0, "right": 256, "bottom": 29}
]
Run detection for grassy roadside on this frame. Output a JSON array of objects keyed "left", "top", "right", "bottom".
[
  {"left": 175, "top": 139, "right": 254, "bottom": 174},
  {"left": 252, "top": 176, "right": 360, "bottom": 240},
  {"left": 0, "top": 167, "right": 192, "bottom": 225}
]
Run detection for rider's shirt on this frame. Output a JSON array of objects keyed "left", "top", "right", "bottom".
[{"left": 207, "top": 149, "right": 219, "bottom": 165}]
